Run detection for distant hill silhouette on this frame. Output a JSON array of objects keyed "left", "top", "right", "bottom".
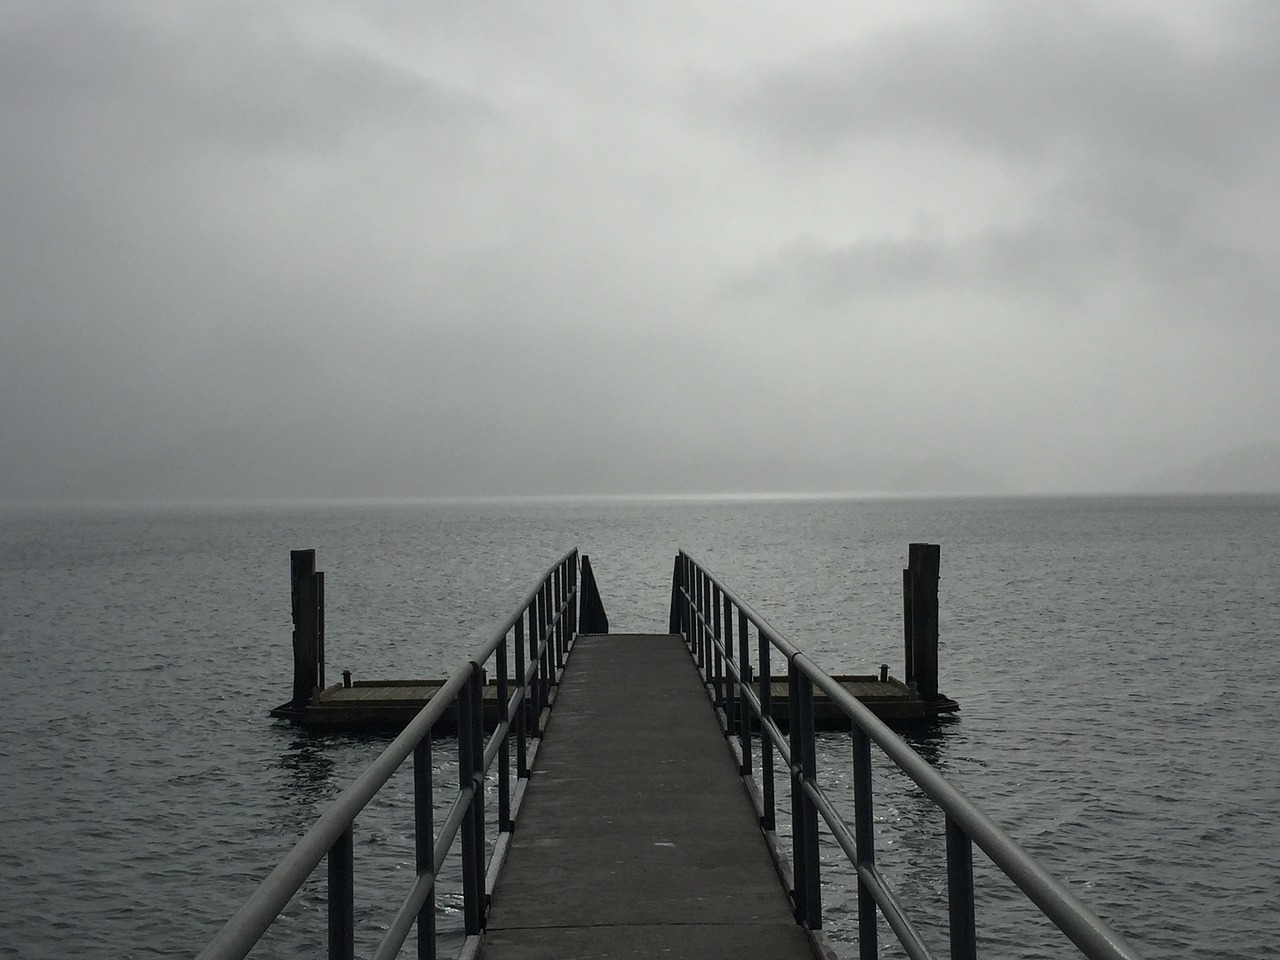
[{"left": 1139, "top": 443, "right": 1280, "bottom": 494}]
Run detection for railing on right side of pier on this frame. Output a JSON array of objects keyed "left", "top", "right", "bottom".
[
  {"left": 198, "top": 548, "right": 601, "bottom": 960},
  {"left": 672, "top": 548, "right": 1146, "bottom": 960}
]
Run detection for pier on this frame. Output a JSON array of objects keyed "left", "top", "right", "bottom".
[
  {"left": 199, "top": 548, "right": 1144, "bottom": 960},
  {"left": 270, "top": 549, "right": 958, "bottom": 732}
]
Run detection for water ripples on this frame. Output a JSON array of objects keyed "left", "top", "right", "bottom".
[{"left": 1, "top": 496, "right": 1277, "bottom": 958}]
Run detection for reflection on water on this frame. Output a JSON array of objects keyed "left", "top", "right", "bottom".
[
  {"left": 896, "top": 722, "right": 955, "bottom": 771},
  {"left": 277, "top": 736, "right": 338, "bottom": 805}
]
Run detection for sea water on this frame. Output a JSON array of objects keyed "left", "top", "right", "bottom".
[{"left": 0, "top": 495, "right": 1276, "bottom": 958}]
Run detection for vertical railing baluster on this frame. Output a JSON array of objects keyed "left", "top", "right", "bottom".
[
  {"left": 759, "top": 629, "right": 775, "bottom": 831},
  {"left": 699, "top": 565, "right": 707, "bottom": 666},
  {"left": 947, "top": 816, "right": 977, "bottom": 960},
  {"left": 722, "top": 591, "right": 735, "bottom": 732},
  {"left": 684, "top": 555, "right": 693, "bottom": 650},
  {"left": 693, "top": 567, "right": 704, "bottom": 668},
  {"left": 526, "top": 604, "right": 541, "bottom": 738},
  {"left": 692, "top": 568, "right": 701, "bottom": 665},
  {"left": 535, "top": 587, "right": 548, "bottom": 724},
  {"left": 545, "top": 578, "right": 555, "bottom": 691},
  {"left": 689, "top": 562, "right": 699, "bottom": 660},
  {"left": 801, "top": 671, "right": 822, "bottom": 931},
  {"left": 497, "top": 635, "right": 511, "bottom": 832},
  {"left": 712, "top": 584, "right": 724, "bottom": 708},
  {"left": 567, "top": 555, "right": 578, "bottom": 644},
  {"left": 458, "top": 670, "right": 481, "bottom": 938},
  {"left": 470, "top": 668, "right": 486, "bottom": 919},
  {"left": 553, "top": 567, "right": 564, "bottom": 674},
  {"left": 788, "top": 663, "right": 805, "bottom": 921},
  {"left": 414, "top": 735, "right": 436, "bottom": 960},
  {"left": 515, "top": 618, "right": 528, "bottom": 778},
  {"left": 738, "top": 609, "right": 752, "bottom": 776},
  {"left": 328, "top": 825, "right": 354, "bottom": 960},
  {"left": 852, "top": 725, "right": 878, "bottom": 960},
  {"left": 788, "top": 668, "right": 821, "bottom": 930},
  {"left": 701, "top": 571, "right": 712, "bottom": 674}
]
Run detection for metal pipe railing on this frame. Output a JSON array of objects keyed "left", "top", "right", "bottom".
[
  {"left": 672, "top": 550, "right": 1145, "bottom": 960},
  {"left": 196, "top": 549, "right": 582, "bottom": 960}
]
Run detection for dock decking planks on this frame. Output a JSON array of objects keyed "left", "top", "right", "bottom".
[{"left": 480, "top": 633, "right": 816, "bottom": 960}]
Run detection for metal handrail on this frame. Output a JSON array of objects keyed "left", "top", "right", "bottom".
[
  {"left": 197, "top": 549, "right": 582, "bottom": 960},
  {"left": 672, "top": 550, "right": 1146, "bottom": 960}
]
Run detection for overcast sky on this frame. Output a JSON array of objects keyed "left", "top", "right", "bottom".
[{"left": 3, "top": 0, "right": 1278, "bottom": 501}]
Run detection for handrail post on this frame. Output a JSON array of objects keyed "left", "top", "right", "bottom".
[
  {"left": 526, "top": 605, "right": 541, "bottom": 739},
  {"left": 568, "top": 554, "right": 578, "bottom": 641},
  {"left": 789, "top": 668, "right": 821, "bottom": 930},
  {"left": 693, "top": 567, "right": 704, "bottom": 668},
  {"left": 545, "top": 583, "right": 555, "bottom": 686},
  {"left": 692, "top": 568, "right": 701, "bottom": 666},
  {"left": 553, "top": 567, "right": 564, "bottom": 674},
  {"left": 328, "top": 825, "right": 354, "bottom": 960},
  {"left": 787, "top": 664, "right": 805, "bottom": 922},
  {"left": 515, "top": 618, "right": 528, "bottom": 779},
  {"left": 712, "top": 584, "right": 724, "bottom": 708},
  {"left": 722, "top": 591, "right": 736, "bottom": 734},
  {"left": 701, "top": 571, "right": 712, "bottom": 673},
  {"left": 458, "top": 668, "right": 484, "bottom": 937},
  {"left": 470, "top": 667, "right": 486, "bottom": 921},
  {"left": 758, "top": 630, "right": 775, "bottom": 831},
  {"left": 852, "top": 725, "right": 878, "bottom": 960},
  {"left": 414, "top": 736, "right": 437, "bottom": 960},
  {"left": 738, "top": 609, "right": 752, "bottom": 776},
  {"left": 497, "top": 637, "right": 511, "bottom": 831},
  {"left": 537, "top": 586, "right": 547, "bottom": 721},
  {"left": 947, "top": 816, "right": 977, "bottom": 960}
]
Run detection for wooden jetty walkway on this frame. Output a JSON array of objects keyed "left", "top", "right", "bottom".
[
  {"left": 199, "top": 546, "right": 1145, "bottom": 960},
  {"left": 482, "top": 633, "right": 813, "bottom": 959}
]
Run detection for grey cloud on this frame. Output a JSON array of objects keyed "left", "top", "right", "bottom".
[
  {"left": 2, "top": 1, "right": 1278, "bottom": 501},
  {"left": 728, "top": 2, "right": 1280, "bottom": 177},
  {"left": 0, "top": 1, "right": 486, "bottom": 163},
  {"left": 714, "top": 2, "right": 1280, "bottom": 331},
  {"left": 729, "top": 214, "right": 1278, "bottom": 326}
]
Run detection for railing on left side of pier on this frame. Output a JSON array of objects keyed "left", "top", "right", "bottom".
[
  {"left": 672, "top": 547, "right": 1146, "bottom": 960},
  {"left": 197, "top": 548, "right": 603, "bottom": 960}
]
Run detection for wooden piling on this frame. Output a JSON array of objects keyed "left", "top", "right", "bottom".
[
  {"left": 668, "top": 555, "right": 683, "bottom": 635},
  {"left": 316, "top": 570, "right": 326, "bottom": 690},
  {"left": 905, "top": 543, "right": 941, "bottom": 701},
  {"left": 290, "top": 549, "right": 321, "bottom": 710},
  {"left": 903, "top": 567, "right": 916, "bottom": 697},
  {"left": 580, "top": 555, "right": 609, "bottom": 634}
]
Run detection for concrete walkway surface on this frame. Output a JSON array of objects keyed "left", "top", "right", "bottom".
[{"left": 480, "top": 634, "right": 816, "bottom": 960}]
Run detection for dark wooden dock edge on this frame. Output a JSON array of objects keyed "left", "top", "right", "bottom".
[{"left": 271, "top": 674, "right": 959, "bottom": 734}]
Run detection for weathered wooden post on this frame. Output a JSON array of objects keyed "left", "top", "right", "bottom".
[
  {"left": 290, "top": 549, "right": 321, "bottom": 710},
  {"left": 903, "top": 565, "right": 916, "bottom": 698},
  {"left": 315, "top": 570, "right": 326, "bottom": 690},
  {"left": 579, "top": 554, "right": 609, "bottom": 635},
  {"left": 904, "top": 543, "right": 941, "bottom": 701},
  {"left": 668, "top": 554, "right": 683, "bottom": 635}
]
